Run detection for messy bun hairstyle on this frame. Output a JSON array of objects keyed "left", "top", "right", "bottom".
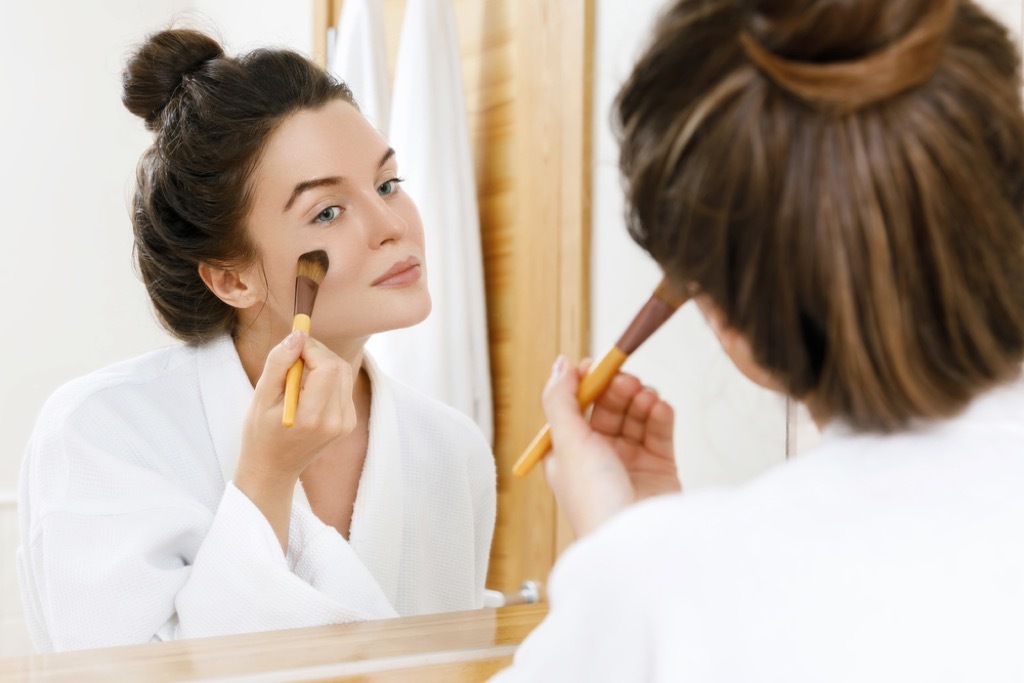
[
  {"left": 616, "top": 0, "right": 1024, "bottom": 431},
  {"left": 122, "top": 29, "right": 355, "bottom": 342}
]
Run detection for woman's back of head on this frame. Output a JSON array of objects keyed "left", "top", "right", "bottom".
[
  {"left": 122, "top": 29, "right": 354, "bottom": 343},
  {"left": 617, "top": 0, "right": 1024, "bottom": 431}
]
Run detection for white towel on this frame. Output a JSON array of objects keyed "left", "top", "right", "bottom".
[
  {"left": 368, "top": 0, "right": 494, "bottom": 446},
  {"left": 329, "top": 0, "right": 390, "bottom": 133}
]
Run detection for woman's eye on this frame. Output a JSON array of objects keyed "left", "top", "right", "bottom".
[
  {"left": 378, "top": 177, "right": 405, "bottom": 197},
  {"left": 315, "top": 206, "right": 342, "bottom": 223}
]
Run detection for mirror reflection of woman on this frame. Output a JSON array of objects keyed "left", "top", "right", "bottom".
[{"left": 17, "top": 29, "right": 496, "bottom": 652}]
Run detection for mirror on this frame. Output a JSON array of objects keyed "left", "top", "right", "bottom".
[
  {"left": 1, "top": 0, "right": 686, "bottom": 660},
  {"left": 1, "top": 0, "right": 510, "bottom": 656}
]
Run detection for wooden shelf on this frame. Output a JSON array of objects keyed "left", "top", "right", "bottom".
[{"left": 0, "top": 604, "right": 548, "bottom": 682}]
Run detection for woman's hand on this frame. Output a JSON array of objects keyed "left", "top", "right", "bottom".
[
  {"left": 542, "top": 356, "right": 681, "bottom": 538},
  {"left": 233, "top": 330, "right": 357, "bottom": 550}
]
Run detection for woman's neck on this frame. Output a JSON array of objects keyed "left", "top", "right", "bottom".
[{"left": 802, "top": 392, "right": 831, "bottom": 431}]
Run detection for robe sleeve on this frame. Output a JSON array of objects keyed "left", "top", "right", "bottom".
[
  {"left": 18, "top": 395, "right": 397, "bottom": 653},
  {"left": 174, "top": 482, "right": 398, "bottom": 640}
]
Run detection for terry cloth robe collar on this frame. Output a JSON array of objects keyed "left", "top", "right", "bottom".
[
  {"left": 195, "top": 335, "right": 404, "bottom": 608},
  {"left": 344, "top": 351, "right": 404, "bottom": 607}
]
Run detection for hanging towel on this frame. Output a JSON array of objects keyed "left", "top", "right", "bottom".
[
  {"left": 368, "top": 0, "right": 494, "bottom": 445},
  {"left": 329, "top": 0, "right": 390, "bottom": 132}
]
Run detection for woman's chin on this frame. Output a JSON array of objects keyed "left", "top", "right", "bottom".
[
  {"left": 373, "top": 294, "right": 432, "bottom": 334},
  {"left": 386, "top": 305, "right": 432, "bottom": 332}
]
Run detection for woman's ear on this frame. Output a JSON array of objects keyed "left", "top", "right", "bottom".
[
  {"left": 197, "top": 263, "right": 263, "bottom": 310},
  {"left": 694, "top": 294, "right": 783, "bottom": 392}
]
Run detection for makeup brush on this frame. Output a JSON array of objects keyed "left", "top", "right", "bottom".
[
  {"left": 512, "top": 278, "right": 690, "bottom": 477},
  {"left": 282, "top": 250, "right": 330, "bottom": 428}
]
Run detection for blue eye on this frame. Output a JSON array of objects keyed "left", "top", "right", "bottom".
[
  {"left": 378, "top": 177, "right": 405, "bottom": 197},
  {"left": 315, "top": 206, "right": 342, "bottom": 224}
]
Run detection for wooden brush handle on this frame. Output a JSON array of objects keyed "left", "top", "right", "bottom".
[
  {"left": 282, "top": 314, "right": 312, "bottom": 428},
  {"left": 512, "top": 346, "right": 629, "bottom": 477}
]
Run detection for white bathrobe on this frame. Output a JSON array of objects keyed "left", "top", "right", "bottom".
[
  {"left": 17, "top": 335, "right": 496, "bottom": 653},
  {"left": 492, "top": 377, "right": 1024, "bottom": 682}
]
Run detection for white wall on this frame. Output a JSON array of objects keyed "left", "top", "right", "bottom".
[
  {"left": 984, "top": 0, "right": 1024, "bottom": 36},
  {"left": 190, "top": 0, "right": 314, "bottom": 57},
  {"left": 591, "top": 0, "right": 1024, "bottom": 490},
  {"left": 0, "top": 1, "right": 312, "bottom": 657}
]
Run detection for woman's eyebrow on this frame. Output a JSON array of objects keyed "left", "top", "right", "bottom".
[
  {"left": 284, "top": 177, "right": 342, "bottom": 212},
  {"left": 378, "top": 147, "right": 396, "bottom": 168},
  {"left": 282, "top": 148, "right": 396, "bottom": 213}
]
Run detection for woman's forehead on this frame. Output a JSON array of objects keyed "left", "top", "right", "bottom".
[{"left": 261, "top": 100, "right": 392, "bottom": 185}]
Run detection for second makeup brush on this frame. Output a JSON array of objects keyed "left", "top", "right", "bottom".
[{"left": 512, "top": 278, "right": 689, "bottom": 476}]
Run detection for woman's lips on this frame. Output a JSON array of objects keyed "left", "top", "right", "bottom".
[{"left": 372, "top": 257, "right": 422, "bottom": 287}]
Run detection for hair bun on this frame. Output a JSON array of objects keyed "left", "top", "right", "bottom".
[
  {"left": 122, "top": 29, "right": 225, "bottom": 130},
  {"left": 741, "top": 0, "right": 957, "bottom": 112}
]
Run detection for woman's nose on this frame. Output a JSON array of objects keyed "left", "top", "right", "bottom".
[{"left": 365, "top": 194, "right": 408, "bottom": 247}]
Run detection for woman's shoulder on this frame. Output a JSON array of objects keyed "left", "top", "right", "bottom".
[
  {"left": 550, "top": 456, "right": 849, "bottom": 596},
  {"left": 34, "top": 343, "right": 198, "bottom": 430},
  {"left": 560, "top": 490, "right": 732, "bottom": 567},
  {"left": 557, "top": 393, "right": 1024, "bottom": 592}
]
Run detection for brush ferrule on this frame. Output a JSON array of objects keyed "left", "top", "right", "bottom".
[
  {"left": 293, "top": 275, "right": 320, "bottom": 317},
  {"left": 615, "top": 294, "right": 678, "bottom": 355}
]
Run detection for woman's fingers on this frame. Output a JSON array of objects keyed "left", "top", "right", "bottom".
[
  {"left": 589, "top": 372, "right": 643, "bottom": 436},
  {"left": 619, "top": 387, "right": 659, "bottom": 443},
  {"left": 588, "top": 372, "right": 674, "bottom": 456},
  {"left": 542, "top": 356, "right": 591, "bottom": 455},
  {"left": 643, "top": 399, "right": 675, "bottom": 457},
  {"left": 251, "top": 332, "right": 356, "bottom": 440},
  {"left": 254, "top": 330, "right": 307, "bottom": 400},
  {"left": 542, "top": 357, "right": 639, "bottom": 538},
  {"left": 291, "top": 337, "right": 356, "bottom": 435}
]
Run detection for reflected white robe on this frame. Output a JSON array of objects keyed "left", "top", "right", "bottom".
[
  {"left": 329, "top": 0, "right": 390, "bottom": 133},
  {"left": 17, "top": 335, "right": 496, "bottom": 652}
]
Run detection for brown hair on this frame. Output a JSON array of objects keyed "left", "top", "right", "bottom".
[
  {"left": 122, "top": 29, "right": 355, "bottom": 342},
  {"left": 616, "top": 0, "right": 1024, "bottom": 431}
]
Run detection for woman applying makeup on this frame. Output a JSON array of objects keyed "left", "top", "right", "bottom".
[
  {"left": 17, "top": 29, "right": 495, "bottom": 652},
  {"left": 494, "top": 0, "right": 1024, "bottom": 680}
]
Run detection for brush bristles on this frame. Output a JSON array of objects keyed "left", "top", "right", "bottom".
[
  {"left": 653, "top": 277, "right": 689, "bottom": 309},
  {"left": 296, "top": 250, "right": 330, "bottom": 284}
]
